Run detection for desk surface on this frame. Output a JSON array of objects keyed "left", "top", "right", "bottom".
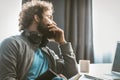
[
  {"left": 87, "top": 63, "right": 112, "bottom": 75},
  {"left": 77, "top": 63, "right": 120, "bottom": 80},
  {"left": 70, "top": 63, "right": 113, "bottom": 80}
]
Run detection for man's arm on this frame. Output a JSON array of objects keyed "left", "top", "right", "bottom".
[
  {"left": 0, "top": 38, "right": 18, "bottom": 80},
  {"left": 48, "top": 23, "right": 78, "bottom": 79},
  {"left": 56, "top": 42, "right": 78, "bottom": 79}
]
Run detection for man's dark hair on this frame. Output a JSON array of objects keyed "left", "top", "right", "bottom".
[{"left": 19, "top": 1, "right": 53, "bottom": 31}]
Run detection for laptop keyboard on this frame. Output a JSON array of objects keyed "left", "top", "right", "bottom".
[
  {"left": 79, "top": 74, "right": 120, "bottom": 80},
  {"left": 81, "top": 75, "right": 103, "bottom": 80}
]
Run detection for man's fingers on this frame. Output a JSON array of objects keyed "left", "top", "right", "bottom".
[{"left": 49, "top": 28, "right": 62, "bottom": 32}]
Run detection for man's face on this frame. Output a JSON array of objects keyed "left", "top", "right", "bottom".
[{"left": 37, "top": 10, "right": 55, "bottom": 38}]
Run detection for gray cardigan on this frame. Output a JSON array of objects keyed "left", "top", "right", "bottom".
[{"left": 0, "top": 34, "right": 78, "bottom": 80}]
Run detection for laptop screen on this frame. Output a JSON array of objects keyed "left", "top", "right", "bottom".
[{"left": 112, "top": 42, "right": 120, "bottom": 73}]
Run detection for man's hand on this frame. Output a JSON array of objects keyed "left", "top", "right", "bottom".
[{"left": 48, "top": 23, "right": 67, "bottom": 45}]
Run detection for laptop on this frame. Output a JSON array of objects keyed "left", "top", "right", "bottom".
[
  {"left": 80, "top": 42, "right": 120, "bottom": 80},
  {"left": 111, "top": 42, "right": 120, "bottom": 76}
]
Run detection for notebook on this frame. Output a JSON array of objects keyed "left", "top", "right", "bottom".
[{"left": 80, "top": 42, "right": 120, "bottom": 80}]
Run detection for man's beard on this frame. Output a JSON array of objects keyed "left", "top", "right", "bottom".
[{"left": 37, "top": 22, "right": 55, "bottom": 39}]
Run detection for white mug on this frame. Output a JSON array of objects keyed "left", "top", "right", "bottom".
[{"left": 79, "top": 60, "right": 90, "bottom": 73}]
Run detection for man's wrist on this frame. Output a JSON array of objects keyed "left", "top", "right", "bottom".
[{"left": 59, "top": 40, "right": 67, "bottom": 45}]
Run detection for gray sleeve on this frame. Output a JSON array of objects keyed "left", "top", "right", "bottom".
[
  {"left": 56, "top": 42, "right": 78, "bottom": 79},
  {"left": 0, "top": 38, "right": 18, "bottom": 80}
]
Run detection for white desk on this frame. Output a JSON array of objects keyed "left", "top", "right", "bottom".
[
  {"left": 70, "top": 63, "right": 115, "bottom": 80},
  {"left": 79, "top": 63, "right": 112, "bottom": 75},
  {"left": 80, "top": 64, "right": 113, "bottom": 79}
]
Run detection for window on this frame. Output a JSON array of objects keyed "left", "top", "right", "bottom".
[{"left": 93, "top": 0, "right": 120, "bottom": 63}]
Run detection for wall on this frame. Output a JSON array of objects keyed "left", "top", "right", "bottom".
[
  {"left": 0, "top": 0, "right": 21, "bottom": 42},
  {"left": 93, "top": 0, "right": 120, "bottom": 63}
]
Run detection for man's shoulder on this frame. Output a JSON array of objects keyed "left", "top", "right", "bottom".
[
  {"left": 2, "top": 35, "right": 20, "bottom": 42},
  {"left": 0, "top": 35, "right": 24, "bottom": 46}
]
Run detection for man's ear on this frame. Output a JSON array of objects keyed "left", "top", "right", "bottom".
[{"left": 34, "top": 15, "right": 40, "bottom": 23}]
